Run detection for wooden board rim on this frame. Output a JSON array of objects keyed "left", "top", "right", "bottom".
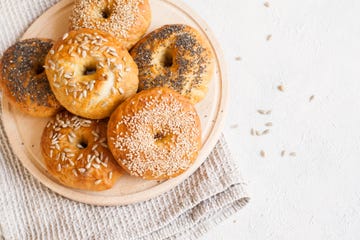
[{"left": 1, "top": 0, "right": 228, "bottom": 206}]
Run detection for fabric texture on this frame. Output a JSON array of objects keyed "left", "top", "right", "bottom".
[{"left": 0, "top": 0, "right": 249, "bottom": 239}]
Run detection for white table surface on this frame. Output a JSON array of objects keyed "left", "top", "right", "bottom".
[{"left": 182, "top": 0, "right": 360, "bottom": 239}]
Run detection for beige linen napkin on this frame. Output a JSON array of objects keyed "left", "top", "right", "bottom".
[{"left": 0, "top": 0, "right": 249, "bottom": 239}]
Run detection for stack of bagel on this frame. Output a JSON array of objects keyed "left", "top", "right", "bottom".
[{"left": 0, "top": 0, "right": 215, "bottom": 191}]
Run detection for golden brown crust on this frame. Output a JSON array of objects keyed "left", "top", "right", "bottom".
[
  {"left": 41, "top": 111, "right": 122, "bottom": 191},
  {"left": 130, "top": 24, "right": 215, "bottom": 104},
  {"left": 69, "top": 0, "right": 151, "bottom": 49},
  {"left": 107, "top": 87, "right": 201, "bottom": 180},
  {"left": 44, "top": 29, "right": 139, "bottom": 119},
  {"left": 0, "top": 38, "right": 62, "bottom": 117}
]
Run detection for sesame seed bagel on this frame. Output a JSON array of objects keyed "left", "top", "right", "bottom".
[
  {"left": 130, "top": 24, "right": 215, "bottom": 104},
  {"left": 41, "top": 111, "right": 122, "bottom": 191},
  {"left": 0, "top": 38, "right": 62, "bottom": 117},
  {"left": 44, "top": 29, "right": 139, "bottom": 119},
  {"left": 69, "top": 0, "right": 151, "bottom": 49},
  {"left": 107, "top": 87, "right": 201, "bottom": 180}
]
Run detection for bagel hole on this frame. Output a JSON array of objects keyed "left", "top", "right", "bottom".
[
  {"left": 154, "top": 132, "right": 173, "bottom": 144},
  {"left": 78, "top": 139, "right": 88, "bottom": 149},
  {"left": 35, "top": 65, "right": 45, "bottom": 75},
  {"left": 83, "top": 65, "right": 97, "bottom": 76},
  {"left": 160, "top": 49, "right": 174, "bottom": 68},
  {"left": 154, "top": 132, "right": 164, "bottom": 140},
  {"left": 101, "top": 8, "right": 111, "bottom": 19}
]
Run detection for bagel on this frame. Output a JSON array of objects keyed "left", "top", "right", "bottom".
[
  {"left": 69, "top": 0, "right": 151, "bottom": 49},
  {"left": 44, "top": 29, "right": 139, "bottom": 119},
  {"left": 130, "top": 24, "right": 215, "bottom": 104},
  {"left": 41, "top": 111, "right": 122, "bottom": 191},
  {"left": 107, "top": 87, "right": 201, "bottom": 180},
  {"left": 0, "top": 38, "right": 62, "bottom": 117}
]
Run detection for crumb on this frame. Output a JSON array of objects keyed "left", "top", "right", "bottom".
[
  {"left": 277, "top": 85, "right": 284, "bottom": 92},
  {"left": 264, "top": 2, "right": 270, "bottom": 7},
  {"left": 230, "top": 124, "right": 239, "bottom": 129},
  {"left": 31, "top": 144, "right": 34, "bottom": 147},
  {"left": 21, "top": 142, "right": 24, "bottom": 145},
  {"left": 204, "top": 115, "right": 208, "bottom": 118},
  {"left": 233, "top": 219, "right": 237, "bottom": 223},
  {"left": 289, "top": 152, "right": 296, "bottom": 157},
  {"left": 260, "top": 150, "right": 266, "bottom": 158},
  {"left": 266, "top": 34, "right": 272, "bottom": 41}
]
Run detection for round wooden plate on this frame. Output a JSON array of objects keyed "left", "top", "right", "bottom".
[{"left": 1, "top": 0, "right": 228, "bottom": 206}]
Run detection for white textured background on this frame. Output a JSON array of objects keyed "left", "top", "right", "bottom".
[{"left": 183, "top": 0, "right": 360, "bottom": 239}]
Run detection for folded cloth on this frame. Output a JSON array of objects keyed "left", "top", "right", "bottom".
[{"left": 0, "top": 0, "right": 249, "bottom": 239}]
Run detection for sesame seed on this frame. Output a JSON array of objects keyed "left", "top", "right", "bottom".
[
  {"left": 57, "top": 164, "right": 62, "bottom": 172},
  {"left": 91, "top": 144, "right": 98, "bottom": 151},
  {"left": 76, "top": 153, "right": 84, "bottom": 161},
  {"left": 85, "top": 162, "right": 91, "bottom": 169},
  {"left": 92, "top": 163, "right": 100, "bottom": 169},
  {"left": 49, "top": 49, "right": 55, "bottom": 55},
  {"left": 118, "top": 87, "right": 124, "bottom": 94},
  {"left": 309, "top": 95, "right": 315, "bottom": 102},
  {"left": 77, "top": 143, "right": 84, "bottom": 149},
  {"left": 72, "top": 169, "right": 78, "bottom": 177},
  {"left": 94, "top": 179, "right": 102, "bottom": 185},
  {"left": 264, "top": 2, "right": 270, "bottom": 7},
  {"left": 58, "top": 45, "right": 64, "bottom": 51},
  {"left": 78, "top": 168, "right": 86, "bottom": 173},
  {"left": 62, "top": 32, "right": 69, "bottom": 40},
  {"left": 108, "top": 171, "right": 113, "bottom": 180}
]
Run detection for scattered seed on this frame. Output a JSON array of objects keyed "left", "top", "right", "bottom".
[
  {"left": 264, "top": 2, "right": 270, "bottom": 7},
  {"left": 289, "top": 152, "right": 297, "bottom": 157},
  {"left": 250, "top": 128, "right": 255, "bottom": 136},
  {"left": 262, "top": 129, "right": 270, "bottom": 135},
  {"left": 266, "top": 34, "right": 272, "bottom": 41},
  {"left": 309, "top": 95, "right": 315, "bottom": 102},
  {"left": 256, "top": 130, "right": 261, "bottom": 136},
  {"left": 265, "top": 110, "right": 272, "bottom": 115},
  {"left": 281, "top": 150, "right": 286, "bottom": 157},
  {"left": 265, "top": 122, "right": 273, "bottom": 127},
  {"left": 235, "top": 56, "right": 242, "bottom": 61},
  {"left": 257, "top": 110, "right": 266, "bottom": 115},
  {"left": 230, "top": 124, "right": 239, "bottom": 129},
  {"left": 260, "top": 150, "right": 266, "bottom": 158}
]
